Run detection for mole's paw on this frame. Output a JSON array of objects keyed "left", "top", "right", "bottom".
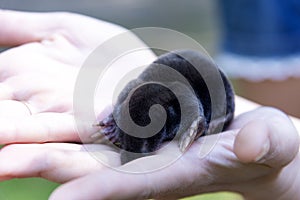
[
  {"left": 91, "top": 114, "right": 119, "bottom": 145},
  {"left": 97, "top": 114, "right": 115, "bottom": 126},
  {"left": 179, "top": 116, "right": 205, "bottom": 152}
]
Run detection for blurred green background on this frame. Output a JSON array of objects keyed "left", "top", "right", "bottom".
[
  {"left": 0, "top": 178, "right": 242, "bottom": 200},
  {"left": 0, "top": 0, "right": 243, "bottom": 199}
]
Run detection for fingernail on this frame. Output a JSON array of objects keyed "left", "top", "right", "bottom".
[{"left": 255, "top": 140, "right": 270, "bottom": 162}]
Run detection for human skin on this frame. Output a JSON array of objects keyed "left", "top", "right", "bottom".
[{"left": 0, "top": 10, "right": 299, "bottom": 200}]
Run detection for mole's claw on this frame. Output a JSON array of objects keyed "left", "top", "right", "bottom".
[
  {"left": 101, "top": 126, "right": 115, "bottom": 135},
  {"left": 179, "top": 116, "right": 205, "bottom": 152},
  {"left": 90, "top": 131, "right": 104, "bottom": 139},
  {"left": 91, "top": 125, "right": 115, "bottom": 138},
  {"left": 98, "top": 114, "right": 115, "bottom": 126},
  {"left": 91, "top": 113, "right": 117, "bottom": 143}
]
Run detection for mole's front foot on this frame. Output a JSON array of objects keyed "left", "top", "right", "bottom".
[
  {"left": 179, "top": 116, "right": 206, "bottom": 152},
  {"left": 92, "top": 114, "right": 120, "bottom": 145}
]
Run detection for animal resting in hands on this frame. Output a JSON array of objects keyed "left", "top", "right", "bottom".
[{"left": 94, "top": 50, "right": 235, "bottom": 163}]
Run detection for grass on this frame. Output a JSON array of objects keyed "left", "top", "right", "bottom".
[
  {"left": 184, "top": 192, "right": 243, "bottom": 200},
  {"left": 0, "top": 178, "right": 243, "bottom": 200},
  {"left": 0, "top": 178, "right": 58, "bottom": 200}
]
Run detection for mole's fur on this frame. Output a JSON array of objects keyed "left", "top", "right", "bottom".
[{"left": 96, "top": 50, "right": 235, "bottom": 163}]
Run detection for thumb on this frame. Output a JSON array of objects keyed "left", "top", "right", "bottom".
[{"left": 234, "top": 112, "right": 299, "bottom": 168}]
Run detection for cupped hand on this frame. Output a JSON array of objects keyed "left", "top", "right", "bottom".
[
  {"left": 0, "top": 8, "right": 156, "bottom": 187},
  {"left": 48, "top": 106, "right": 299, "bottom": 200},
  {"left": 0, "top": 10, "right": 155, "bottom": 143}
]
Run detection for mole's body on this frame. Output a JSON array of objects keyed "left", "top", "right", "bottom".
[{"left": 95, "top": 50, "right": 235, "bottom": 163}]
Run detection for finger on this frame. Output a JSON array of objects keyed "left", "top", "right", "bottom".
[
  {"left": 0, "top": 143, "right": 120, "bottom": 183},
  {"left": 0, "top": 83, "right": 13, "bottom": 100},
  {"left": 4, "top": 73, "right": 74, "bottom": 112},
  {"left": 0, "top": 9, "right": 124, "bottom": 48},
  {"left": 234, "top": 120, "right": 269, "bottom": 163},
  {"left": 0, "top": 10, "right": 64, "bottom": 46},
  {"left": 50, "top": 161, "right": 202, "bottom": 200},
  {"left": 0, "top": 100, "right": 32, "bottom": 116},
  {"left": 234, "top": 107, "right": 299, "bottom": 168},
  {"left": 0, "top": 112, "right": 84, "bottom": 143},
  {"left": 50, "top": 143, "right": 205, "bottom": 200},
  {"left": 50, "top": 169, "right": 152, "bottom": 200}
]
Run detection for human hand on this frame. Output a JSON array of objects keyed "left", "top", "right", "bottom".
[
  {"left": 0, "top": 10, "right": 155, "bottom": 144},
  {"left": 0, "top": 9, "right": 155, "bottom": 185},
  {"left": 0, "top": 9, "right": 122, "bottom": 184},
  {"left": 1, "top": 10, "right": 299, "bottom": 200},
  {"left": 47, "top": 105, "right": 299, "bottom": 200}
]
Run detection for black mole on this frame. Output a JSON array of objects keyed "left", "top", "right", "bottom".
[{"left": 94, "top": 50, "right": 235, "bottom": 163}]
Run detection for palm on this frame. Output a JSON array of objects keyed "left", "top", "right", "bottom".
[
  {"left": 0, "top": 10, "right": 152, "bottom": 182},
  {"left": 0, "top": 10, "right": 140, "bottom": 143}
]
